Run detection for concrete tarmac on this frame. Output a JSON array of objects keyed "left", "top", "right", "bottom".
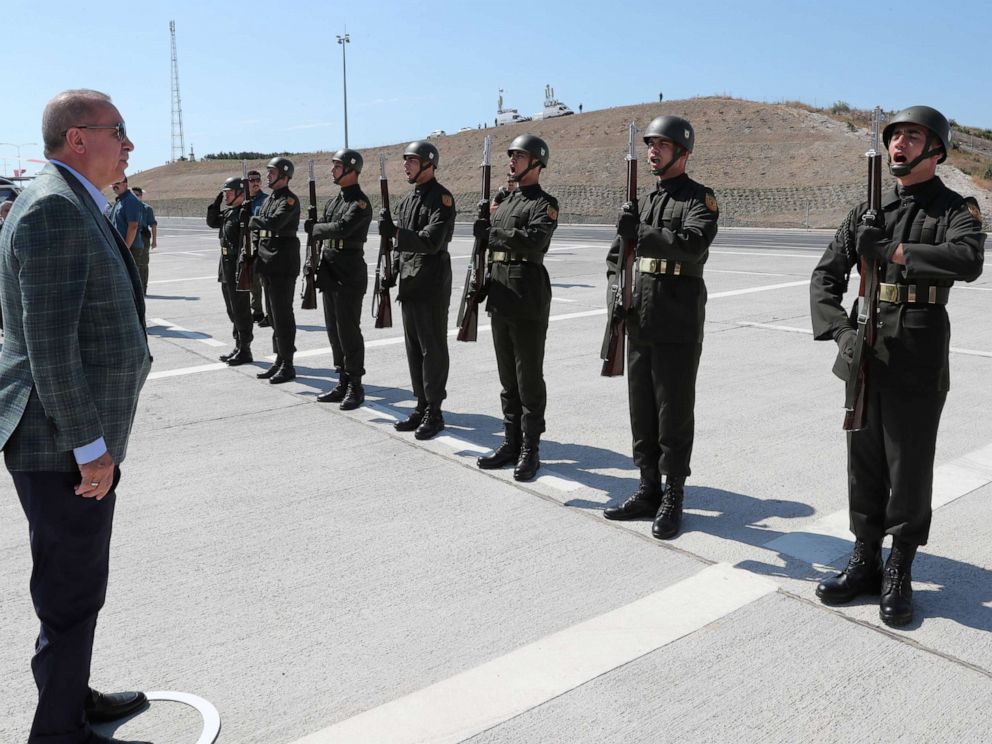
[{"left": 1, "top": 219, "right": 991, "bottom": 743}]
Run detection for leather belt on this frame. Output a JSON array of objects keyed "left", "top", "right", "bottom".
[
  {"left": 637, "top": 257, "right": 703, "bottom": 278},
  {"left": 491, "top": 250, "right": 543, "bottom": 265},
  {"left": 879, "top": 283, "right": 949, "bottom": 305},
  {"left": 256, "top": 230, "right": 294, "bottom": 238}
]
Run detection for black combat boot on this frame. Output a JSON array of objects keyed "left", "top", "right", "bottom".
[
  {"left": 603, "top": 478, "right": 662, "bottom": 520},
  {"left": 220, "top": 346, "right": 239, "bottom": 362},
  {"left": 513, "top": 435, "right": 541, "bottom": 482},
  {"left": 394, "top": 407, "right": 424, "bottom": 432},
  {"left": 815, "top": 539, "right": 883, "bottom": 605},
  {"left": 879, "top": 541, "right": 917, "bottom": 627},
  {"left": 257, "top": 356, "right": 283, "bottom": 379},
  {"left": 414, "top": 406, "right": 445, "bottom": 440},
  {"left": 339, "top": 378, "right": 365, "bottom": 410},
  {"left": 226, "top": 347, "right": 253, "bottom": 366},
  {"left": 317, "top": 373, "right": 349, "bottom": 403},
  {"left": 652, "top": 479, "right": 685, "bottom": 540},
  {"left": 269, "top": 360, "right": 296, "bottom": 384},
  {"left": 477, "top": 426, "right": 520, "bottom": 469}
]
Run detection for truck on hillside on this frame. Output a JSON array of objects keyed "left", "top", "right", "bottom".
[
  {"left": 531, "top": 84, "right": 574, "bottom": 121},
  {"left": 495, "top": 89, "right": 532, "bottom": 126}
]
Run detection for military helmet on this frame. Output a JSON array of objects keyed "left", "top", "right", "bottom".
[
  {"left": 882, "top": 106, "right": 951, "bottom": 164},
  {"left": 332, "top": 148, "right": 363, "bottom": 174},
  {"left": 643, "top": 115, "right": 694, "bottom": 153},
  {"left": 507, "top": 134, "right": 550, "bottom": 168},
  {"left": 266, "top": 156, "right": 295, "bottom": 179},
  {"left": 222, "top": 176, "right": 244, "bottom": 193},
  {"left": 403, "top": 141, "right": 439, "bottom": 168}
]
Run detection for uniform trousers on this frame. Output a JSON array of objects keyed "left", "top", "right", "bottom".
[
  {"left": 221, "top": 260, "right": 253, "bottom": 349},
  {"left": 626, "top": 323, "right": 702, "bottom": 484},
  {"left": 491, "top": 313, "right": 548, "bottom": 437},
  {"left": 321, "top": 286, "right": 365, "bottom": 377},
  {"left": 401, "top": 300, "right": 449, "bottom": 407},
  {"left": 848, "top": 380, "right": 946, "bottom": 546},
  {"left": 129, "top": 245, "right": 149, "bottom": 295},
  {"left": 260, "top": 274, "right": 297, "bottom": 362},
  {"left": 13, "top": 468, "right": 121, "bottom": 744}
]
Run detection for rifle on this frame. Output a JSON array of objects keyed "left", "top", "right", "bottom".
[
  {"left": 843, "top": 106, "right": 883, "bottom": 432},
  {"left": 600, "top": 122, "right": 638, "bottom": 376},
  {"left": 235, "top": 160, "right": 254, "bottom": 292},
  {"left": 456, "top": 135, "right": 493, "bottom": 342},
  {"left": 300, "top": 159, "right": 319, "bottom": 309},
  {"left": 372, "top": 154, "right": 394, "bottom": 328}
]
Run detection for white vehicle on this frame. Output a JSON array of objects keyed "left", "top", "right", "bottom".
[
  {"left": 427, "top": 129, "right": 446, "bottom": 138},
  {"left": 540, "top": 84, "right": 574, "bottom": 119},
  {"left": 495, "top": 89, "right": 532, "bottom": 127}
]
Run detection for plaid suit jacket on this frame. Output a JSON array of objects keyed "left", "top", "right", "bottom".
[{"left": 0, "top": 164, "right": 150, "bottom": 471}]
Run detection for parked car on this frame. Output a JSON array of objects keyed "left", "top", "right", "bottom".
[{"left": 427, "top": 129, "right": 446, "bottom": 138}]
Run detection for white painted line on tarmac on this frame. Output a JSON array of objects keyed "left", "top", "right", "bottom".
[
  {"left": 710, "top": 279, "right": 809, "bottom": 298},
  {"left": 765, "top": 442, "right": 992, "bottom": 565},
  {"left": 149, "top": 318, "right": 227, "bottom": 347},
  {"left": 289, "top": 563, "right": 776, "bottom": 744},
  {"left": 738, "top": 322, "right": 992, "bottom": 357},
  {"left": 148, "top": 362, "right": 228, "bottom": 380},
  {"left": 145, "top": 690, "right": 221, "bottom": 744},
  {"left": 149, "top": 275, "right": 217, "bottom": 284},
  {"left": 711, "top": 250, "right": 819, "bottom": 259}
]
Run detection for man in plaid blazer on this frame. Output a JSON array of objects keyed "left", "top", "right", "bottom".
[{"left": 0, "top": 90, "right": 152, "bottom": 744}]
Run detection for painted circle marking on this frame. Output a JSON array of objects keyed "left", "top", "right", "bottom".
[{"left": 145, "top": 691, "right": 221, "bottom": 744}]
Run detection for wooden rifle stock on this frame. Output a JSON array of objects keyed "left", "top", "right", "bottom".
[
  {"left": 373, "top": 155, "right": 393, "bottom": 329},
  {"left": 843, "top": 107, "right": 883, "bottom": 431},
  {"left": 601, "top": 123, "right": 638, "bottom": 377},
  {"left": 301, "top": 160, "right": 319, "bottom": 309},
  {"left": 235, "top": 160, "right": 253, "bottom": 292},
  {"left": 457, "top": 136, "right": 493, "bottom": 343}
]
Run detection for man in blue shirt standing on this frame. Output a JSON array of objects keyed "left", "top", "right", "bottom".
[
  {"left": 132, "top": 186, "right": 156, "bottom": 294},
  {"left": 247, "top": 169, "right": 270, "bottom": 325}
]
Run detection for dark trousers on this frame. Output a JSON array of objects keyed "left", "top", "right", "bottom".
[
  {"left": 401, "top": 300, "right": 449, "bottom": 407},
  {"left": 491, "top": 313, "right": 548, "bottom": 437},
  {"left": 130, "top": 246, "right": 149, "bottom": 295},
  {"left": 250, "top": 270, "right": 265, "bottom": 317},
  {"left": 222, "top": 271, "right": 253, "bottom": 350},
  {"left": 322, "top": 286, "right": 365, "bottom": 378},
  {"left": 12, "top": 468, "right": 120, "bottom": 744},
  {"left": 848, "top": 383, "right": 946, "bottom": 546},
  {"left": 626, "top": 328, "right": 702, "bottom": 484},
  {"left": 260, "top": 274, "right": 297, "bottom": 362}
]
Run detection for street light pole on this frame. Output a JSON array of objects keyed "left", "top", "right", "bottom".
[
  {"left": 0, "top": 142, "right": 37, "bottom": 176},
  {"left": 336, "top": 33, "right": 350, "bottom": 147}
]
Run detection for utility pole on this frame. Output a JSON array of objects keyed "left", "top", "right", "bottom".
[
  {"left": 337, "top": 32, "right": 350, "bottom": 147},
  {"left": 169, "top": 20, "right": 186, "bottom": 162},
  {"left": 0, "top": 142, "right": 36, "bottom": 176}
]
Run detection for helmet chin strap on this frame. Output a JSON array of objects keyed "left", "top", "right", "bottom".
[
  {"left": 651, "top": 147, "right": 684, "bottom": 177},
  {"left": 889, "top": 133, "right": 943, "bottom": 177},
  {"left": 407, "top": 158, "right": 431, "bottom": 184},
  {"left": 510, "top": 156, "right": 539, "bottom": 183}
]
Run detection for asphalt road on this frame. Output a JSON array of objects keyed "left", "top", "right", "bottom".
[{"left": 2, "top": 220, "right": 990, "bottom": 743}]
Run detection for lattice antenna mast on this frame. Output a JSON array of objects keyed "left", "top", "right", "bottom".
[{"left": 170, "top": 20, "right": 186, "bottom": 162}]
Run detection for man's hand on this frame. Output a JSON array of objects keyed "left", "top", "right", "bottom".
[
  {"left": 213, "top": 192, "right": 224, "bottom": 207},
  {"left": 76, "top": 451, "right": 116, "bottom": 501},
  {"left": 304, "top": 219, "right": 316, "bottom": 235},
  {"left": 249, "top": 215, "right": 261, "bottom": 229},
  {"left": 836, "top": 327, "right": 858, "bottom": 362},
  {"left": 472, "top": 217, "right": 491, "bottom": 239},
  {"left": 856, "top": 224, "right": 895, "bottom": 262},
  {"left": 378, "top": 209, "right": 396, "bottom": 239},
  {"left": 617, "top": 202, "right": 639, "bottom": 240}
]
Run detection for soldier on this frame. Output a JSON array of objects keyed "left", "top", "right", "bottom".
[
  {"left": 132, "top": 186, "right": 157, "bottom": 294},
  {"left": 810, "top": 106, "right": 985, "bottom": 626},
  {"left": 251, "top": 157, "right": 301, "bottom": 384},
  {"left": 378, "top": 141, "right": 455, "bottom": 440},
  {"left": 206, "top": 175, "right": 253, "bottom": 366},
  {"left": 246, "top": 168, "right": 269, "bottom": 325},
  {"left": 305, "top": 149, "right": 372, "bottom": 409},
  {"left": 602, "top": 115, "right": 719, "bottom": 538},
  {"left": 474, "top": 134, "right": 559, "bottom": 481}
]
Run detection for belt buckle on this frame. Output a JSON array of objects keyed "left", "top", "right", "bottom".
[
  {"left": 908, "top": 285, "right": 917, "bottom": 303},
  {"left": 673, "top": 261, "right": 681, "bottom": 277},
  {"left": 928, "top": 286, "right": 936, "bottom": 304}
]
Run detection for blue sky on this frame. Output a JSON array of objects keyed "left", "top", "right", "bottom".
[{"left": 3, "top": 0, "right": 989, "bottom": 177}]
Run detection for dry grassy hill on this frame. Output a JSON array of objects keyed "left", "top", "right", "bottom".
[{"left": 134, "top": 97, "right": 991, "bottom": 229}]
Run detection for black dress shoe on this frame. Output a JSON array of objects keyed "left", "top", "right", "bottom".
[
  {"left": 317, "top": 375, "right": 349, "bottom": 403},
  {"left": 90, "top": 735, "right": 152, "bottom": 744},
  {"left": 394, "top": 409, "right": 424, "bottom": 432},
  {"left": 652, "top": 483, "right": 684, "bottom": 540},
  {"left": 85, "top": 689, "right": 148, "bottom": 723},
  {"left": 339, "top": 382, "right": 365, "bottom": 410},
  {"left": 603, "top": 484, "right": 661, "bottom": 520},
  {"left": 414, "top": 408, "right": 445, "bottom": 440},
  {"left": 258, "top": 315, "right": 272, "bottom": 327},
  {"left": 816, "top": 539, "right": 883, "bottom": 605},
  {"left": 477, "top": 439, "right": 520, "bottom": 469},
  {"left": 226, "top": 348, "right": 253, "bottom": 366},
  {"left": 269, "top": 364, "right": 296, "bottom": 384},
  {"left": 257, "top": 357, "right": 283, "bottom": 379},
  {"left": 879, "top": 542, "right": 916, "bottom": 626},
  {"left": 219, "top": 346, "right": 239, "bottom": 362},
  {"left": 513, "top": 437, "right": 540, "bottom": 481}
]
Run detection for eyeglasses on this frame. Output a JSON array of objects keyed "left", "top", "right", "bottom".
[
  {"left": 247, "top": 177, "right": 261, "bottom": 182},
  {"left": 64, "top": 122, "right": 128, "bottom": 141}
]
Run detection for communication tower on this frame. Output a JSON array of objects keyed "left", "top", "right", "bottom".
[{"left": 169, "top": 21, "right": 186, "bottom": 162}]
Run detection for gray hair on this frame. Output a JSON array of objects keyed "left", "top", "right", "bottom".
[{"left": 42, "top": 89, "right": 113, "bottom": 157}]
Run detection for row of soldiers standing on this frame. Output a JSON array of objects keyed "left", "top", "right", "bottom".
[{"left": 205, "top": 107, "right": 985, "bottom": 628}]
